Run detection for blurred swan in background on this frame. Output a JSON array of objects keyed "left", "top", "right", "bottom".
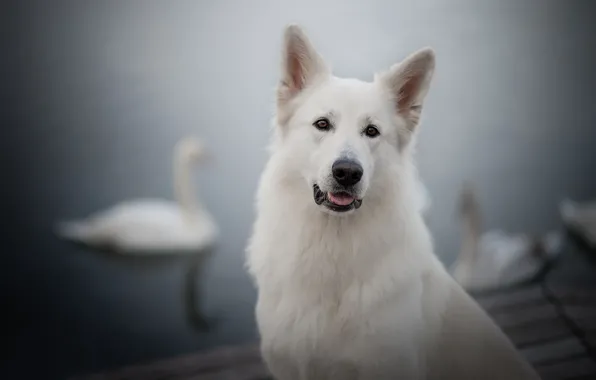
[
  {"left": 560, "top": 198, "right": 596, "bottom": 247},
  {"left": 55, "top": 137, "right": 218, "bottom": 254},
  {"left": 450, "top": 184, "right": 564, "bottom": 292}
]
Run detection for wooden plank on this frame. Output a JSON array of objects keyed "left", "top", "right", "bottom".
[
  {"left": 474, "top": 286, "right": 545, "bottom": 313},
  {"left": 72, "top": 343, "right": 262, "bottom": 380},
  {"left": 184, "top": 362, "right": 270, "bottom": 380},
  {"left": 564, "top": 306, "right": 596, "bottom": 332},
  {"left": 588, "top": 331, "right": 596, "bottom": 348},
  {"left": 490, "top": 303, "right": 558, "bottom": 329},
  {"left": 502, "top": 318, "right": 572, "bottom": 348},
  {"left": 536, "top": 357, "right": 596, "bottom": 380},
  {"left": 519, "top": 337, "right": 586, "bottom": 365},
  {"left": 549, "top": 286, "right": 596, "bottom": 304}
]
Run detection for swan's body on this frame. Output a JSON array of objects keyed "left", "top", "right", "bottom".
[
  {"left": 57, "top": 199, "right": 217, "bottom": 253},
  {"left": 56, "top": 137, "right": 218, "bottom": 254},
  {"left": 451, "top": 185, "right": 563, "bottom": 292},
  {"left": 560, "top": 198, "right": 596, "bottom": 247}
]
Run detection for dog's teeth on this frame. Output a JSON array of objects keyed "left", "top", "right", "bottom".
[{"left": 354, "top": 199, "right": 362, "bottom": 209}]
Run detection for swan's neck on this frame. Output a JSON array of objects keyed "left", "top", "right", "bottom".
[
  {"left": 457, "top": 201, "right": 482, "bottom": 269},
  {"left": 173, "top": 152, "right": 202, "bottom": 223}
]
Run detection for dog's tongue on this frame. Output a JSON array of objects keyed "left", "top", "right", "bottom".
[{"left": 328, "top": 192, "right": 355, "bottom": 206}]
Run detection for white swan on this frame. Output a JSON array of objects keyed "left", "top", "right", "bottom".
[
  {"left": 450, "top": 184, "right": 564, "bottom": 292},
  {"left": 55, "top": 137, "right": 218, "bottom": 254},
  {"left": 560, "top": 198, "right": 596, "bottom": 247}
]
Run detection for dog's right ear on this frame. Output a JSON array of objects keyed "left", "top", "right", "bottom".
[{"left": 277, "top": 25, "right": 329, "bottom": 118}]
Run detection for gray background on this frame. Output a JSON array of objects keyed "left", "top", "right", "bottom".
[{"left": 4, "top": 1, "right": 596, "bottom": 379}]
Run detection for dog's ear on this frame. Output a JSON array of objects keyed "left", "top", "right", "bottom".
[
  {"left": 378, "top": 48, "right": 435, "bottom": 134},
  {"left": 277, "top": 25, "right": 329, "bottom": 112}
]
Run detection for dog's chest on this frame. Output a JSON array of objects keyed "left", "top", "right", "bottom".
[{"left": 256, "top": 279, "right": 427, "bottom": 379}]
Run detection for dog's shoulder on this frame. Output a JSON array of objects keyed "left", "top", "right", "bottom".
[{"left": 422, "top": 275, "right": 540, "bottom": 380}]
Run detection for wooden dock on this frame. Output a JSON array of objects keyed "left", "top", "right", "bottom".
[{"left": 74, "top": 282, "right": 596, "bottom": 380}]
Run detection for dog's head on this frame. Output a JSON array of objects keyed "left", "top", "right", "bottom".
[{"left": 274, "top": 25, "right": 435, "bottom": 216}]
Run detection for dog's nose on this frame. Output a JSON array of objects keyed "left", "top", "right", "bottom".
[{"left": 332, "top": 159, "right": 363, "bottom": 187}]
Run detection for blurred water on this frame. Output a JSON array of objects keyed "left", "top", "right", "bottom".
[{"left": 4, "top": 1, "right": 596, "bottom": 379}]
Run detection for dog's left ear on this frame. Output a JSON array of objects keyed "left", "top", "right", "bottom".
[{"left": 378, "top": 48, "right": 435, "bottom": 134}]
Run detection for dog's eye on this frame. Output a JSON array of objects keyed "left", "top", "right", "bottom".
[
  {"left": 364, "top": 125, "right": 380, "bottom": 138},
  {"left": 313, "top": 118, "right": 331, "bottom": 131}
]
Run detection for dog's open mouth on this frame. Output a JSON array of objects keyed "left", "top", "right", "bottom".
[{"left": 313, "top": 184, "right": 362, "bottom": 212}]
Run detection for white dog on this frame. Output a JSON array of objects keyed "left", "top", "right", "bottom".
[{"left": 246, "top": 25, "right": 539, "bottom": 380}]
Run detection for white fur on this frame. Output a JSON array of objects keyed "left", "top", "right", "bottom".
[
  {"left": 246, "top": 25, "right": 539, "bottom": 379},
  {"left": 451, "top": 185, "right": 564, "bottom": 292},
  {"left": 416, "top": 180, "right": 432, "bottom": 218},
  {"left": 55, "top": 137, "right": 218, "bottom": 254}
]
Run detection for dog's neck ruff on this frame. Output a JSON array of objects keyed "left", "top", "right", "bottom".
[
  {"left": 249, "top": 151, "right": 435, "bottom": 281},
  {"left": 280, "top": 179, "right": 425, "bottom": 255},
  {"left": 252, "top": 190, "right": 433, "bottom": 301}
]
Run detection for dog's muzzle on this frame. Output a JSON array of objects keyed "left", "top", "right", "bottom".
[{"left": 313, "top": 184, "right": 362, "bottom": 213}]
